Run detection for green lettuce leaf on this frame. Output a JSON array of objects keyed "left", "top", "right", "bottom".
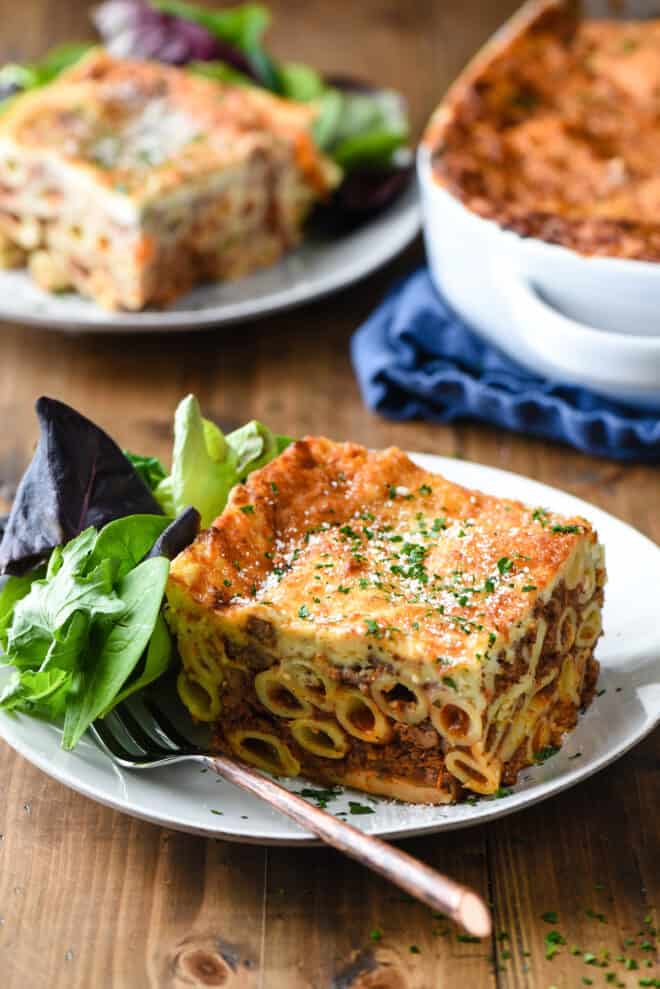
[
  {"left": 0, "top": 668, "right": 70, "bottom": 721},
  {"left": 5, "top": 529, "right": 124, "bottom": 669},
  {"left": 318, "top": 89, "right": 408, "bottom": 167},
  {"left": 278, "top": 62, "right": 325, "bottom": 102},
  {"left": 0, "top": 515, "right": 174, "bottom": 749},
  {"left": 0, "top": 570, "right": 43, "bottom": 650},
  {"left": 123, "top": 452, "right": 167, "bottom": 492},
  {"left": 154, "top": 394, "right": 290, "bottom": 527}
]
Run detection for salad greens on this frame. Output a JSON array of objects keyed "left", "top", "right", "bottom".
[
  {"left": 153, "top": 393, "right": 290, "bottom": 527},
  {"left": 124, "top": 452, "right": 167, "bottom": 493},
  {"left": 0, "top": 519, "right": 170, "bottom": 748},
  {"left": 152, "top": 0, "right": 279, "bottom": 89},
  {"left": 0, "top": 394, "right": 290, "bottom": 748}
]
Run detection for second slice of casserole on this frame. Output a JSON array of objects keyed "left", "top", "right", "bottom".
[
  {"left": 0, "top": 49, "right": 339, "bottom": 309},
  {"left": 166, "top": 438, "right": 605, "bottom": 803}
]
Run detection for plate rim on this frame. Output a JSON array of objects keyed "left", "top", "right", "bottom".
[
  {"left": 1, "top": 451, "right": 658, "bottom": 844},
  {"left": 0, "top": 184, "right": 420, "bottom": 334}
]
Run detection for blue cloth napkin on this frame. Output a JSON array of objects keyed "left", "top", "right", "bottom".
[{"left": 351, "top": 268, "right": 660, "bottom": 462}]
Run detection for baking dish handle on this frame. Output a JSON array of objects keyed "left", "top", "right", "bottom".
[{"left": 493, "top": 259, "right": 660, "bottom": 392}]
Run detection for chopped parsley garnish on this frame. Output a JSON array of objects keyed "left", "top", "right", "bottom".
[
  {"left": 535, "top": 747, "right": 560, "bottom": 764},
  {"left": 210, "top": 809, "right": 224, "bottom": 815},
  {"left": 532, "top": 507, "right": 549, "bottom": 525},
  {"left": 522, "top": 585, "right": 537, "bottom": 592},
  {"left": 364, "top": 619, "right": 381, "bottom": 637},
  {"left": 585, "top": 908, "right": 607, "bottom": 923},
  {"left": 240, "top": 504, "right": 255, "bottom": 514},
  {"left": 419, "top": 484, "right": 432, "bottom": 495},
  {"left": 409, "top": 945, "right": 421, "bottom": 954},
  {"left": 544, "top": 930, "right": 566, "bottom": 959},
  {"left": 349, "top": 801, "right": 375, "bottom": 815},
  {"left": 432, "top": 517, "right": 447, "bottom": 532},
  {"left": 456, "top": 934, "right": 481, "bottom": 943},
  {"left": 223, "top": 579, "right": 232, "bottom": 587},
  {"left": 541, "top": 911, "right": 559, "bottom": 924},
  {"left": 298, "top": 604, "right": 310, "bottom": 619},
  {"left": 370, "top": 928, "right": 383, "bottom": 941},
  {"left": 442, "top": 676, "right": 457, "bottom": 691},
  {"left": 296, "top": 786, "right": 342, "bottom": 809},
  {"left": 337, "top": 585, "right": 351, "bottom": 594},
  {"left": 551, "top": 524, "right": 582, "bottom": 535},
  {"left": 270, "top": 482, "right": 278, "bottom": 494},
  {"left": 497, "top": 557, "right": 513, "bottom": 574}
]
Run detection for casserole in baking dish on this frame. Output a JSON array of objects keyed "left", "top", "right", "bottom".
[{"left": 419, "top": 0, "right": 660, "bottom": 405}]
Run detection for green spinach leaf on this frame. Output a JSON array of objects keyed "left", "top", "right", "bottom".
[
  {"left": 90, "top": 514, "right": 171, "bottom": 579},
  {"left": 62, "top": 556, "right": 169, "bottom": 749},
  {"left": 99, "top": 611, "right": 172, "bottom": 716}
]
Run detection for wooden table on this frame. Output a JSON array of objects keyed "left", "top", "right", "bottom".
[{"left": 1, "top": 1, "right": 658, "bottom": 986}]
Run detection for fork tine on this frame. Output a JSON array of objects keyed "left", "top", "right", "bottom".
[
  {"left": 110, "top": 701, "right": 173, "bottom": 756},
  {"left": 89, "top": 719, "right": 140, "bottom": 762},
  {"left": 142, "top": 697, "right": 198, "bottom": 751}
]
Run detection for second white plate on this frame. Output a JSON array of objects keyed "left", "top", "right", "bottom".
[
  {"left": 0, "top": 182, "right": 419, "bottom": 333},
  {"left": 1, "top": 452, "right": 658, "bottom": 843}
]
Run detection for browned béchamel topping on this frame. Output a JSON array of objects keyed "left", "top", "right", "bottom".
[
  {"left": 428, "top": 0, "right": 660, "bottom": 260},
  {"left": 168, "top": 437, "right": 593, "bottom": 671}
]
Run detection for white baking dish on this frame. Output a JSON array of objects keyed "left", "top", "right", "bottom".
[{"left": 417, "top": 1, "right": 660, "bottom": 409}]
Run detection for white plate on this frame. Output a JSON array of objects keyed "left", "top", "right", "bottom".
[
  {"left": 1, "top": 453, "right": 658, "bottom": 844},
  {"left": 0, "top": 183, "right": 420, "bottom": 333}
]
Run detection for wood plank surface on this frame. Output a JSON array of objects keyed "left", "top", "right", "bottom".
[{"left": 0, "top": 1, "right": 658, "bottom": 987}]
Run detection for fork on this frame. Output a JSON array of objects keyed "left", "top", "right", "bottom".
[{"left": 90, "top": 700, "right": 492, "bottom": 938}]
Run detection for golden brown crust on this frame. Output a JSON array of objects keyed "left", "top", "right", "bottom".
[
  {"left": 2, "top": 48, "right": 333, "bottom": 202},
  {"left": 168, "top": 436, "right": 595, "bottom": 666},
  {"left": 426, "top": 0, "right": 660, "bottom": 261}
]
